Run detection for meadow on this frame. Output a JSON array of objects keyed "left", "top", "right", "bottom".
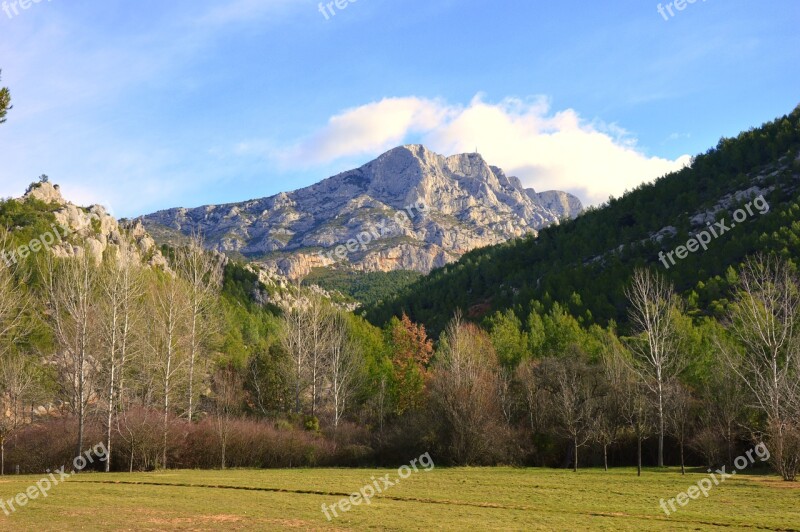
[{"left": 0, "top": 467, "right": 797, "bottom": 530}]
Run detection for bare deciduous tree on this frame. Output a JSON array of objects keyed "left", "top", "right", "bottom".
[
  {"left": 0, "top": 231, "right": 35, "bottom": 475},
  {"left": 213, "top": 364, "right": 243, "bottom": 469},
  {"left": 496, "top": 366, "right": 516, "bottom": 427},
  {"left": 0, "top": 355, "right": 37, "bottom": 475},
  {"left": 177, "top": 234, "right": 223, "bottom": 420},
  {"left": 537, "top": 352, "right": 604, "bottom": 472},
  {"left": 326, "top": 313, "right": 363, "bottom": 438},
  {"left": 594, "top": 339, "right": 629, "bottom": 472},
  {"left": 702, "top": 362, "right": 746, "bottom": 467},
  {"left": 432, "top": 313, "right": 504, "bottom": 465},
  {"left": 42, "top": 251, "right": 100, "bottom": 458},
  {"left": 147, "top": 272, "right": 189, "bottom": 469},
  {"left": 280, "top": 289, "right": 333, "bottom": 418},
  {"left": 665, "top": 381, "right": 696, "bottom": 475},
  {"left": 516, "top": 359, "right": 546, "bottom": 434},
  {"left": 719, "top": 255, "right": 800, "bottom": 481},
  {"left": 612, "top": 341, "right": 654, "bottom": 476},
  {"left": 99, "top": 246, "right": 143, "bottom": 472},
  {"left": 281, "top": 283, "right": 310, "bottom": 414},
  {"left": 625, "top": 268, "right": 685, "bottom": 468}
]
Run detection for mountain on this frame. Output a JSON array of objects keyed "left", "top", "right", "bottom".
[
  {"left": 140, "top": 145, "right": 582, "bottom": 278},
  {"left": 366, "top": 106, "right": 800, "bottom": 336}
]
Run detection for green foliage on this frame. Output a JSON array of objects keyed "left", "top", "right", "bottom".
[
  {"left": 0, "top": 70, "right": 10, "bottom": 124},
  {"left": 303, "top": 415, "right": 321, "bottom": 433},
  {"left": 485, "top": 309, "right": 528, "bottom": 367},
  {"left": 221, "top": 260, "right": 271, "bottom": 312},
  {"left": 0, "top": 197, "right": 61, "bottom": 255},
  {"left": 304, "top": 268, "right": 422, "bottom": 307}
]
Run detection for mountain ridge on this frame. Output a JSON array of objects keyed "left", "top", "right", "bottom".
[{"left": 141, "top": 145, "right": 583, "bottom": 278}]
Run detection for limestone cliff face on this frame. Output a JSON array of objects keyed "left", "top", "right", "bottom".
[
  {"left": 527, "top": 190, "right": 584, "bottom": 220},
  {"left": 19, "top": 182, "right": 167, "bottom": 268},
  {"left": 141, "top": 145, "right": 583, "bottom": 278}
]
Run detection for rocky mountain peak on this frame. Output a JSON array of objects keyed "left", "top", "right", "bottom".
[{"left": 142, "top": 145, "right": 584, "bottom": 278}]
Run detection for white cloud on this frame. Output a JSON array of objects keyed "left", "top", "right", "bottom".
[
  {"left": 278, "top": 97, "right": 451, "bottom": 166},
  {"left": 265, "top": 95, "right": 690, "bottom": 205}
]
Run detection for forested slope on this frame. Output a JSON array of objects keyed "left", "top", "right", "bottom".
[{"left": 367, "top": 106, "right": 800, "bottom": 336}]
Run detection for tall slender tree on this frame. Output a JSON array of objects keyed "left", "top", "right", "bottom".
[
  {"left": 0, "top": 355, "right": 36, "bottom": 476},
  {"left": 665, "top": 382, "right": 696, "bottom": 475},
  {"left": 176, "top": 235, "right": 223, "bottom": 420},
  {"left": 99, "top": 246, "right": 143, "bottom": 472},
  {"left": 42, "top": 251, "right": 100, "bottom": 459},
  {"left": 148, "top": 272, "right": 189, "bottom": 469},
  {"left": 212, "top": 364, "right": 243, "bottom": 470},
  {"left": 325, "top": 313, "right": 363, "bottom": 438},
  {"left": 389, "top": 313, "right": 433, "bottom": 415},
  {"left": 280, "top": 288, "right": 333, "bottom": 416},
  {"left": 625, "top": 268, "right": 685, "bottom": 468}
]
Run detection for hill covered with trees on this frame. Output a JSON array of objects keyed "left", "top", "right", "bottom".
[{"left": 367, "top": 105, "right": 800, "bottom": 337}]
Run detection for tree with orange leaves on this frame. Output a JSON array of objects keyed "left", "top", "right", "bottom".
[{"left": 387, "top": 313, "right": 433, "bottom": 415}]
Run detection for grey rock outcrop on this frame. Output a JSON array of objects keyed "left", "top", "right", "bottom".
[{"left": 18, "top": 182, "right": 166, "bottom": 268}]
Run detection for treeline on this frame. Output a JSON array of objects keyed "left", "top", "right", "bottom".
[
  {"left": 366, "top": 106, "right": 800, "bottom": 336},
  {"left": 1, "top": 199, "right": 799, "bottom": 481}
]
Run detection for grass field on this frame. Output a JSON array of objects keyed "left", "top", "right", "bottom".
[{"left": 0, "top": 467, "right": 798, "bottom": 530}]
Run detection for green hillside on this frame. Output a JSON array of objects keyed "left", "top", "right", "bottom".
[
  {"left": 304, "top": 267, "right": 422, "bottom": 307},
  {"left": 366, "top": 106, "right": 800, "bottom": 336}
]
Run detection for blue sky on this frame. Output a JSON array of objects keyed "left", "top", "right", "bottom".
[{"left": 0, "top": 0, "right": 798, "bottom": 217}]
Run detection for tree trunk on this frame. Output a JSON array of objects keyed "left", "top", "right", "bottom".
[
  {"left": 637, "top": 432, "right": 643, "bottom": 477},
  {"left": 221, "top": 433, "right": 226, "bottom": 470},
  {"left": 77, "top": 389, "right": 85, "bottom": 460},
  {"left": 77, "top": 342, "right": 86, "bottom": 460},
  {"left": 106, "top": 363, "right": 115, "bottom": 473},
  {"left": 657, "top": 381, "right": 664, "bottom": 468},
  {"left": 1, "top": 437, "right": 4, "bottom": 476},
  {"left": 162, "top": 394, "right": 169, "bottom": 469},
  {"left": 603, "top": 444, "right": 608, "bottom": 472},
  {"left": 188, "top": 314, "right": 197, "bottom": 421},
  {"left": 295, "top": 378, "right": 301, "bottom": 414},
  {"left": 680, "top": 439, "right": 685, "bottom": 475},
  {"left": 573, "top": 438, "right": 578, "bottom": 472},
  {"left": 163, "top": 360, "right": 170, "bottom": 469}
]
